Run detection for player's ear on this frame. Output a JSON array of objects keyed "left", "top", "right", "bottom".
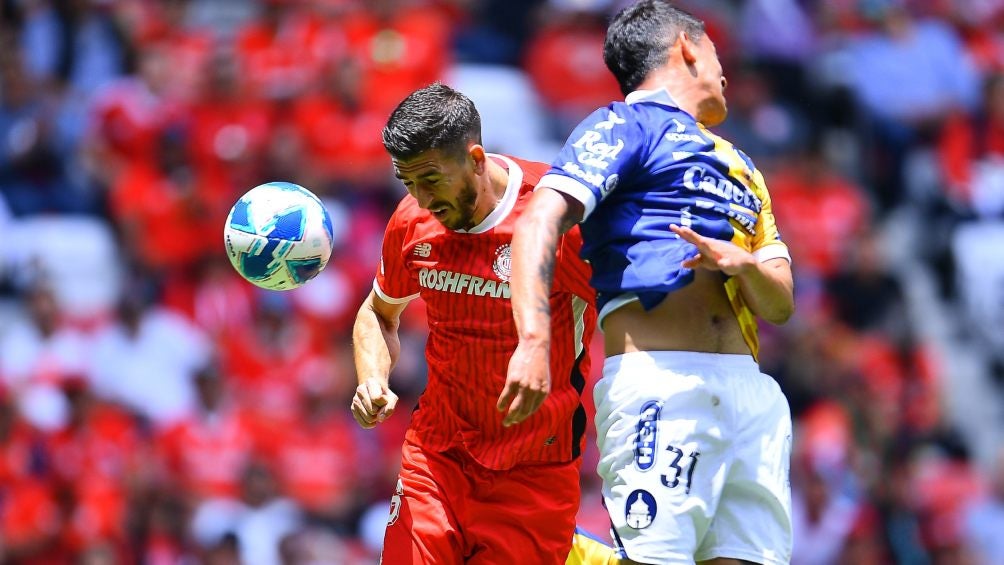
[
  {"left": 469, "top": 144, "right": 487, "bottom": 174},
  {"left": 678, "top": 31, "right": 699, "bottom": 67}
]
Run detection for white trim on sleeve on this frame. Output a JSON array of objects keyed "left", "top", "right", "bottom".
[
  {"left": 372, "top": 279, "right": 419, "bottom": 304},
  {"left": 537, "top": 174, "right": 598, "bottom": 220},
  {"left": 754, "top": 243, "right": 791, "bottom": 264}
]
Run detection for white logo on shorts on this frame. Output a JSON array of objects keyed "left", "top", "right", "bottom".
[
  {"left": 635, "top": 401, "right": 661, "bottom": 471},
  {"left": 625, "top": 489, "right": 657, "bottom": 529},
  {"left": 387, "top": 478, "right": 404, "bottom": 526}
]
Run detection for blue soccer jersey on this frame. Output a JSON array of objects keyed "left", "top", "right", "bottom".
[{"left": 538, "top": 88, "right": 790, "bottom": 358}]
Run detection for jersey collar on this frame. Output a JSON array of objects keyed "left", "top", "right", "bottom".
[
  {"left": 625, "top": 87, "right": 680, "bottom": 108},
  {"left": 457, "top": 153, "right": 522, "bottom": 234}
]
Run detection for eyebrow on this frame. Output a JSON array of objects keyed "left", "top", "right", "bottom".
[{"left": 395, "top": 171, "right": 442, "bottom": 180}]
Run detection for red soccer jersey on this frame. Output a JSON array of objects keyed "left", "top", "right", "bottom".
[{"left": 374, "top": 155, "right": 596, "bottom": 470}]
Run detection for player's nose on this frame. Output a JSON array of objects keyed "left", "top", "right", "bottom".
[{"left": 413, "top": 187, "right": 435, "bottom": 209}]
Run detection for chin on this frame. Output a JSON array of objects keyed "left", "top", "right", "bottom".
[{"left": 700, "top": 102, "right": 728, "bottom": 127}]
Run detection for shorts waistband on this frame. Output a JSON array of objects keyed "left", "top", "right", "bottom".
[{"left": 604, "top": 350, "right": 759, "bottom": 373}]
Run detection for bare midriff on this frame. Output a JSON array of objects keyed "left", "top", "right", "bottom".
[{"left": 602, "top": 268, "right": 751, "bottom": 357}]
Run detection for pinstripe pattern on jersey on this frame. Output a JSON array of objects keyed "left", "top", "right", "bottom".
[{"left": 375, "top": 155, "right": 597, "bottom": 470}]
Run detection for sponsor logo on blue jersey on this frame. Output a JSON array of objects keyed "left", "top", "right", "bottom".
[
  {"left": 560, "top": 161, "right": 606, "bottom": 187},
  {"left": 682, "top": 166, "right": 762, "bottom": 211}
]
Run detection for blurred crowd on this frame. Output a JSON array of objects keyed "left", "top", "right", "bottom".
[{"left": 1, "top": 0, "right": 1004, "bottom": 563}]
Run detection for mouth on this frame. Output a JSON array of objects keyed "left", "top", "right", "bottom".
[{"left": 430, "top": 206, "right": 449, "bottom": 220}]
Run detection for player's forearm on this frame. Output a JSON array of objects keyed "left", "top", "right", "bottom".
[
  {"left": 736, "top": 258, "right": 795, "bottom": 325},
  {"left": 510, "top": 189, "right": 574, "bottom": 344},
  {"left": 351, "top": 300, "right": 401, "bottom": 386}
]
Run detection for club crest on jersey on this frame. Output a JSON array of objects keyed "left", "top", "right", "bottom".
[
  {"left": 493, "top": 244, "right": 512, "bottom": 282},
  {"left": 601, "top": 173, "right": 619, "bottom": 198},
  {"left": 625, "top": 489, "right": 657, "bottom": 529},
  {"left": 387, "top": 478, "right": 404, "bottom": 526}
]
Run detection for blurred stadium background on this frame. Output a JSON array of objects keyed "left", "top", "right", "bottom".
[{"left": 0, "top": 0, "right": 1003, "bottom": 563}]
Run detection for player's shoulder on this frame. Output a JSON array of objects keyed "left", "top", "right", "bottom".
[
  {"left": 500, "top": 154, "right": 549, "bottom": 188},
  {"left": 604, "top": 95, "right": 694, "bottom": 122},
  {"left": 576, "top": 98, "right": 696, "bottom": 144}
]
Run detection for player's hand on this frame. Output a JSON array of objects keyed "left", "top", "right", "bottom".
[
  {"left": 351, "top": 377, "right": 398, "bottom": 429},
  {"left": 671, "top": 224, "right": 755, "bottom": 277},
  {"left": 498, "top": 339, "right": 551, "bottom": 427}
]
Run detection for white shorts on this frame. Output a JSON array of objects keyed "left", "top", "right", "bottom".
[{"left": 594, "top": 351, "right": 793, "bottom": 565}]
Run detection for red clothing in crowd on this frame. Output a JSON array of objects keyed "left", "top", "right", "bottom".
[
  {"left": 0, "top": 416, "right": 61, "bottom": 561},
  {"left": 524, "top": 16, "right": 622, "bottom": 118},
  {"left": 88, "top": 78, "right": 181, "bottom": 178},
  {"left": 46, "top": 402, "right": 144, "bottom": 551},
  {"left": 341, "top": 5, "right": 451, "bottom": 113},
  {"left": 938, "top": 111, "right": 1004, "bottom": 205},
  {"left": 109, "top": 161, "right": 225, "bottom": 272},
  {"left": 769, "top": 165, "right": 870, "bottom": 278},
  {"left": 260, "top": 410, "right": 361, "bottom": 515},
  {"left": 235, "top": 9, "right": 341, "bottom": 100},
  {"left": 187, "top": 93, "right": 275, "bottom": 191},
  {"left": 1, "top": 480, "right": 62, "bottom": 561},
  {"left": 157, "top": 405, "right": 259, "bottom": 500},
  {"left": 291, "top": 88, "right": 389, "bottom": 185},
  {"left": 218, "top": 320, "right": 320, "bottom": 426},
  {"left": 374, "top": 155, "right": 596, "bottom": 470}
]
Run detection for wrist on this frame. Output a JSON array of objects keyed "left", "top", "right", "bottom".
[
  {"left": 359, "top": 375, "right": 387, "bottom": 386},
  {"left": 517, "top": 329, "right": 551, "bottom": 345}
]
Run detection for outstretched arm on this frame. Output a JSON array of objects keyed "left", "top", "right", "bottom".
[
  {"left": 499, "top": 188, "right": 584, "bottom": 427},
  {"left": 351, "top": 290, "right": 408, "bottom": 428}
]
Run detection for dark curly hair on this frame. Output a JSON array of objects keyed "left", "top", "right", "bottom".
[
  {"left": 604, "top": 0, "right": 705, "bottom": 96},
  {"left": 382, "top": 82, "right": 483, "bottom": 161}
]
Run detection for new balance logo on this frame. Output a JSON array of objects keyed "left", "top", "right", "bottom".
[{"left": 413, "top": 243, "right": 432, "bottom": 257}]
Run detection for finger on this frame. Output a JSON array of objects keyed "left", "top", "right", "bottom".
[
  {"left": 670, "top": 224, "right": 701, "bottom": 244},
  {"left": 529, "top": 393, "right": 547, "bottom": 417},
  {"left": 505, "top": 389, "right": 547, "bottom": 427},
  {"left": 355, "top": 388, "right": 376, "bottom": 416},
  {"left": 353, "top": 412, "right": 376, "bottom": 429},
  {"left": 503, "top": 391, "right": 528, "bottom": 427},
  {"left": 365, "top": 380, "right": 388, "bottom": 407},
  {"left": 497, "top": 381, "right": 518, "bottom": 412},
  {"left": 681, "top": 253, "right": 703, "bottom": 269},
  {"left": 377, "top": 393, "right": 399, "bottom": 422},
  {"left": 351, "top": 399, "right": 378, "bottom": 429}
]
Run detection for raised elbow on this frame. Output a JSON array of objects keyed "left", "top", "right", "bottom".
[{"left": 763, "top": 300, "right": 795, "bottom": 325}]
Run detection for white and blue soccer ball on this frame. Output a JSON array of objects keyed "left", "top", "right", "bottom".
[{"left": 224, "top": 182, "right": 334, "bottom": 291}]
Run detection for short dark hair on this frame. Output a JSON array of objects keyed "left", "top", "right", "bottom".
[
  {"left": 603, "top": 0, "right": 705, "bottom": 96},
  {"left": 382, "top": 83, "right": 483, "bottom": 161}
]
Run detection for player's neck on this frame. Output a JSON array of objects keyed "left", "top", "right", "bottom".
[
  {"left": 471, "top": 158, "right": 510, "bottom": 225},
  {"left": 486, "top": 157, "right": 509, "bottom": 203},
  {"left": 639, "top": 69, "right": 703, "bottom": 124}
]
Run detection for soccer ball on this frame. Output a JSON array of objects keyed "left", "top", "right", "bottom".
[{"left": 224, "top": 182, "right": 334, "bottom": 291}]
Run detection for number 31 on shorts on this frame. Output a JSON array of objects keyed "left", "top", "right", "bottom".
[
  {"left": 662, "top": 445, "right": 700, "bottom": 494},
  {"left": 634, "top": 401, "right": 700, "bottom": 494}
]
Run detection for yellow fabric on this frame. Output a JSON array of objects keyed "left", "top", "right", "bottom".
[
  {"left": 698, "top": 127, "right": 790, "bottom": 362},
  {"left": 566, "top": 529, "right": 621, "bottom": 565}
]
